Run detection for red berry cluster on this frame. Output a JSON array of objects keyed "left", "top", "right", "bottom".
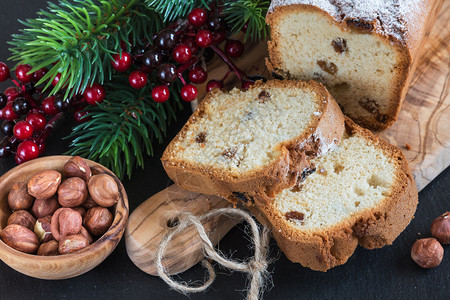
[
  {"left": 110, "top": 7, "right": 251, "bottom": 103},
  {"left": 0, "top": 62, "right": 106, "bottom": 164}
]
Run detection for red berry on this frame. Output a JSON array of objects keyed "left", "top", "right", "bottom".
[
  {"left": 37, "top": 142, "right": 45, "bottom": 155},
  {"left": 111, "top": 52, "right": 132, "bottom": 72},
  {"left": 32, "top": 67, "right": 48, "bottom": 83},
  {"left": 52, "top": 73, "right": 62, "bottom": 86},
  {"left": 129, "top": 71, "right": 148, "bottom": 89},
  {"left": 188, "top": 66, "right": 207, "bottom": 84},
  {"left": 188, "top": 8, "right": 207, "bottom": 27},
  {"left": 181, "top": 37, "right": 198, "bottom": 55},
  {"left": 206, "top": 80, "right": 223, "bottom": 92},
  {"left": 73, "top": 109, "right": 90, "bottom": 123},
  {"left": 172, "top": 45, "right": 192, "bottom": 64},
  {"left": 26, "top": 112, "right": 46, "bottom": 131},
  {"left": 0, "top": 62, "right": 10, "bottom": 82},
  {"left": 84, "top": 84, "right": 106, "bottom": 105},
  {"left": 241, "top": 23, "right": 249, "bottom": 33},
  {"left": 16, "top": 140, "right": 40, "bottom": 162},
  {"left": 7, "top": 93, "right": 18, "bottom": 103},
  {"left": 15, "top": 64, "right": 33, "bottom": 83},
  {"left": 14, "top": 155, "right": 24, "bottom": 165},
  {"left": 212, "top": 31, "right": 227, "bottom": 45},
  {"left": 241, "top": 80, "right": 254, "bottom": 90},
  {"left": 2, "top": 103, "right": 18, "bottom": 121},
  {"left": 42, "top": 96, "right": 58, "bottom": 115},
  {"left": 195, "top": 30, "right": 213, "bottom": 48},
  {"left": 151, "top": 85, "right": 170, "bottom": 103},
  {"left": 225, "top": 39, "right": 244, "bottom": 58},
  {"left": 4, "top": 86, "right": 18, "bottom": 97},
  {"left": 180, "top": 84, "right": 198, "bottom": 102},
  {"left": 13, "top": 121, "right": 34, "bottom": 140}
]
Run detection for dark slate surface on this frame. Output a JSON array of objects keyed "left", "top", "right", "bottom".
[{"left": 0, "top": 1, "right": 448, "bottom": 299}]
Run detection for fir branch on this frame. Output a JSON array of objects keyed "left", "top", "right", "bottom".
[
  {"left": 65, "top": 77, "right": 182, "bottom": 179},
  {"left": 222, "top": 0, "right": 270, "bottom": 41},
  {"left": 9, "top": 0, "right": 161, "bottom": 99},
  {"left": 145, "top": 0, "right": 210, "bottom": 22}
]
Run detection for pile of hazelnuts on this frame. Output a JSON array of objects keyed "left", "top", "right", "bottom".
[
  {"left": 0, "top": 156, "right": 119, "bottom": 255},
  {"left": 411, "top": 212, "right": 449, "bottom": 268}
]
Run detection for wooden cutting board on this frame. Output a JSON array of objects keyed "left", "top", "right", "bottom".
[
  {"left": 126, "top": 2, "right": 449, "bottom": 277},
  {"left": 195, "top": 0, "right": 450, "bottom": 192}
]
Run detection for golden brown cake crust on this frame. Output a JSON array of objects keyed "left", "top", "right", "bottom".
[
  {"left": 251, "top": 118, "right": 418, "bottom": 271},
  {"left": 266, "top": 0, "right": 442, "bottom": 130},
  {"left": 161, "top": 79, "right": 345, "bottom": 204}
]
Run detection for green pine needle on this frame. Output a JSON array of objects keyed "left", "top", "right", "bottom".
[
  {"left": 9, "top": 0, "right": 161, "bottom": 99},
  {"left": 222, "top": 0, "right": 270, "bottom": 41},
  {"left": 65, "top": 77, "right": 182, "bottom": 179},
  {"left": 145, "top": 0, "right": 210, "bottom": 22}
]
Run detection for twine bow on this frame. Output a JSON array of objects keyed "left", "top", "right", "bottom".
[{"left": 156, "top": 208, "right": 272, "bottom": 300}]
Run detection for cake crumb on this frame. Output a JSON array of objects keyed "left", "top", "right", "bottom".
[{"left": 405, "top": 143, "right": 411, "bottom": 150}]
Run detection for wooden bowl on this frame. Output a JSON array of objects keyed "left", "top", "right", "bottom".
[{"left": 0, "top": 156, "right": 129, "bottom": 279}]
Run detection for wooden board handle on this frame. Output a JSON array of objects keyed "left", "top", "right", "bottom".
[{"left": 125, "top": 184, "right": 235, "bottom": 275}]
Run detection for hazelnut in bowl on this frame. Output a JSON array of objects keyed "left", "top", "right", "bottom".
[{"left": 0, "top": 155, "right": 129, "bottom": 279}]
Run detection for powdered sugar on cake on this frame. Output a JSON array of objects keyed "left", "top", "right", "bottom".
[{"left": 269, "top": 0, "right": 428, "bottom": 42}]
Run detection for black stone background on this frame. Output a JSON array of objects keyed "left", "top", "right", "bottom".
[{"left": 0, "top": 1, "right": 448, "bottom": 299}]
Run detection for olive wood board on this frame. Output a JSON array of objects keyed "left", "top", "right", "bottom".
[{"left": 125, "top": 2, "right": 449, "bottom": 277}]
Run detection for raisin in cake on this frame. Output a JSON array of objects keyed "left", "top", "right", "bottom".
[
  {"left": 250, "top": 118, "right": 418, "bottom": 271},
  {"left": 162, "top": 80, "right": 344, "bottom": 202},
  {"left": 266, "top": 0, "right": 442, "bottom": 130}
]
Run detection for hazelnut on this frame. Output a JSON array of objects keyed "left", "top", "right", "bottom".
[
  {"left": 411, "top": 238, "right": 444, "bottom": 268},
  {"left": 28, "top": 170, "right": 62, "bottom": 199},
  {"left": 83, "top": 195, "right": 99, "bottom": 209},
  {"left": 0, "top": 224, "right": 40, "bottom": 254},
  {"left": 34, "top": 216, "right": 54, "bottom": 243},
  {"left": 80, "top": 226, "right": 93, "bottom": 244},
  {"left": 57, "top": 177, "right": 88, "bottom": 207},
  {"left": 72, "top": 206, "right": 87, "bottom": 218},
  {"left": 88, "top": 174, "right": 119, "bottom": 207},
  {"left": 58, "top": 234, "right": 89, "bottom": 254},
  {"left": 84, "top": 207, "right": 113, "bottom": 236},
  {"left": 50, "top": 208, "right": 82, "bottom": 241},
  {"left": 7, "top": 210, "right": 36, "bottom": 231},
  {"left": 37, "top": 240, "right": 59, "bottom": 256},
  {"left": 430, "top": 212, "right": 450, "bottom": 245},
  {"left": 62, "top": 156, "right": 92, "bottom": 182},
  {"left": 8, "top": 182, "right": 34, "bottom": 211},
  {"left": 32, "top": 195, "right": 60, "bottom": 219}
]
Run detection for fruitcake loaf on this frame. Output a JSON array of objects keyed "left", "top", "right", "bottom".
[
  {"left": 250, "top": 118, "right": 418, "bottom": 271},
  {"left": 266, "top": 0, "right": 442, "bottom": 130},
  {"left": 162, "top": 79, "right": 344, "bottom": 202}
]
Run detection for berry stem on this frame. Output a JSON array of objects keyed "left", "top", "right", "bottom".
[
  {"left": 177, "top": 74, "right": 187, "bottom": 85},
  {"left": 20, "top": 87, "right": 39, "bottom": 108},
  {"left": 177, "top": 57, "right": 199, "bottom": 75},
  {"left": 36, "top": 112, "right": 63, "bottom": 146},
  {"left": 210, "top": 45, "right": 246, "bottom": 81},
  {"left": 221, "top": 68, "right": 232, "bottom": 82}
]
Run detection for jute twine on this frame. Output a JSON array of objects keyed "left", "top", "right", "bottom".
[{"left": 156, "top": 208, "right": 272, "bottom": 300}]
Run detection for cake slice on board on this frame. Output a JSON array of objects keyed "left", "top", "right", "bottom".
[
  {"left": 251, "top": 118, "right": 418, "bottom": 271},
  {"left": 162, "top": 79, "right": 345, "bottom": 203},
  {"left": 266, "top": 0, "right": 443, "bottom": 130}
]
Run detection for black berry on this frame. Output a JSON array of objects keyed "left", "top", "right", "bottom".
[
  {"left": 142, "top": 50, "right": 162, "bottom": 68},
  {"left": 157, "top": 63, "right": 177, "bottom": 83},
  {"left": 0, "top": 138, "right": 11, "bottom": 158},
  {"left": 12, "top": 97, "right": 31, "bottom": 115},
  {"left": 1, "top": 120, "right": 14, "bottom": 136},
  {"left": 54, "top": 95, "right": 71, "bottom": 112},
  {"left": 0, "top": 92, "right": 7, "bottom": 109},
  {"left": 207, "top": 15, "right": 226, "bottom": 32},
  {"left": 156, "top": 30, "right": 177, "bottom": 51}
]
